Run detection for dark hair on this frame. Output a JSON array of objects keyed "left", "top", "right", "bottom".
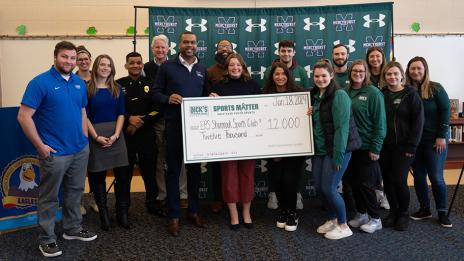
[
  {"left": 278, "top": 40, "right": 295, "bottom": 50},
  {"left": 216, "top": 39, "right": 233, "bottom": 51},
  {"left": 348, "top": 60, "right": 372, "bottom": 88},
  {"left": 54, "top": 41, "right": 77, "bottom": 57},
  {"left": 310, "top": 59, "right": 338, "bottom": 99},
  {"left": 126, "top": 52, "right": 142, "bottom": 62},
  {"left": 332, "top": 43, "right": 349, "bottom": 54},
  {"left": 406, "top": 56, "right": 434, "bottom": 99},
  {"left": 76, "top": 45, "right": 91, "bottom": 58},
  {"left": 88, "top": 54, "right": 119, "bottom": 98},
  {"left": 223, "top": 53, "right": 252, "bottom": 81},
  {"left": 263, "top": 62, "right": 302, "bottom": 94},
  {"left": 366, "top": 47, "right": 386, "bottom": 75},
  {"left": 179, "top": 31, "right": 196, "bottom": 42}
]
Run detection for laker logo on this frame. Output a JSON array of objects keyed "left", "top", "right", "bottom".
[
  {"left": 303, "top": 17, "right": 325, "bottom": 31},
  {"left": 154, "top": 16, "right": 177, "bottom": 34},
  {"left": 215, "top": 17, "right": 238, "bottom": 34},
  {"left": 362, "top": 36, "right": 386, "bottom": 49},
  {"left": 1, "top": 155, "right": 40, "bottom": 209},
  {"left": 363, "top": 14, "right": 386, "bottom": 28},
  {"left": 274, "top": 16, "right": 296, "bottom": 34},
  {"left": 333, "top": 13, "right": 355, "bottom": 31},
  {"left": 245, "top": 18, "right": 267, "bottom": 32},
  {"left": 247, "top": 66, "right": 267, "bottom": 80},
  {"left": 334, "top": 39, "right": 356, "bottom": 53},
  {"left": 245, "top": 40, "right": 267, "bottom": 59},
  {"left": 185, "top": 18, "right": 208, "bottom": 32},
  {"left": 303, "top": 39, "right": 326, "bottom": 57},
  {"left": 196, "top": 40, "right": 208, "bottom": 59},
  {"left": 190, "top": 105, "right": 209, "bottom": 117}
]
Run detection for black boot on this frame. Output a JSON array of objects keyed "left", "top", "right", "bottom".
[
  {"left": 382, "top": 210, "right": 397, "bottom": 228},
  {"left": 394, "top": 212, "right": 409, "bottom": 231},
  {"left": 115, "top": 178, "right": 131, "bottom": 229},
  {"left": 93, "top": 183, "right": 110, "bottom": 231}
]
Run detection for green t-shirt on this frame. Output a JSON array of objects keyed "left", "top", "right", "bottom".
[{"left": 335, "top": 71, "right": 350, "bottom": 89}]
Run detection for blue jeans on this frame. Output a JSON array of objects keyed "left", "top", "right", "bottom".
[
  {"left": 313, "top": 152, "right": 352, "bottom": 224},
  {"left": 412, "top": 143, "right": 448, "bottom": 212}
]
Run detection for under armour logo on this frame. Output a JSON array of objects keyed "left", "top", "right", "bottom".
[
  {"left": 247, "top": 66, "right": 267, "bottom": 80},
  {"left": 303, "top": 17, "right": 325, "bottom": 31},
  {"left": 169, "top": 41, "right": 177, "bottom": 55},
  {"left": 363, "top": 14, "right": 386, "bottom": 28},
  {"left": 245, "top": 18, "right": 267, "bottom": 32},
  {"left": 334, "top": 39, "right": 356, "bottom": 53},
  {"left": 244, "top": 40, "right": 267, "bottom": 59},
  {"left": 257, "top": 159, "right": 268, "bottom": 173},
  {"left": 185, "top": 18, "right": 208, "bottom": 32},
  {"left": 215, "top": 17, "right": 237, "bottom": 34},
  {"left": 304, "top": 65, "right": 313, "bottom": 79},
  {"left": 274, "top": 16, "right": 295, "bottom": 34},
  {"left": 305, "top": 158, "right": 312, "bottom": 172},
  {"left": 304, "top": 39, "right": 326, "bottom": 57},
  {"left": 362, "top": 36, "right": 386, "bottom": 48},
  {"left": 154, "top": 16, "right": 177, "bottom": 34},
  {"left": 200, "top": 162, "right": 208, "bottom": 173},
  {"left": 333, "top": 13, "right": 355, "bottom": 31},
  {"left": 196, "top": 40, "right": 208, "bottom": 59}
]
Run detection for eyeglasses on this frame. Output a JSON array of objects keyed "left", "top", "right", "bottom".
[{"left": 352, "top": 70, "right": 365, "bottom": 74}]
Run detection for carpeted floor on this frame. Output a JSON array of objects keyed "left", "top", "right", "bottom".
[{"left": 1, "top": 186, "right": 464, "bottom": 260}]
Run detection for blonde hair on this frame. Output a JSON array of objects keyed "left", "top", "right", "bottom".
[
  {"left": 381, "top": 61, "right": 406, "bottom": 88},
  {"left": 87, "top": 54, "right": 119, "bottom": 98},
  {"left": 406, "top": 56, "right": 434, "bottom": 99}
]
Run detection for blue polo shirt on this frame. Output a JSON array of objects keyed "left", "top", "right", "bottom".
[{"left": 21, "top": 66, "right": 88, "bottom": 156}]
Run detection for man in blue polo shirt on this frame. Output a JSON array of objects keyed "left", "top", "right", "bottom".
[
  {"left": 153, "top": 31, "right": 208, "bottom": 237},
  {"left": 17, "top": 41, "right": 97, "bottom": 258}
]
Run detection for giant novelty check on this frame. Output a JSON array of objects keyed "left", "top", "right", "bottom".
[{"left": 181, "top": 92, "right": 314, "bottom": 163}]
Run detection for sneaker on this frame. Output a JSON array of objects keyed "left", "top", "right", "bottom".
[
  {"left": 394, "top": 213, "right": 409, "bottom": 231},
  {"left": 284, "top": 212, "right": 298, "bottom": 232},
  {"left": 89, "top": 193, "right": 99, "bottom": 213},
  {"left": 276, "top": 211, "right": 287, "bottom": 229},
  {"left": 39, "top": 242, "right": 62, "bottom": 257},
  {"left": 296, "top": 193, "right": 303, "bottom": 210},
  {"left": 80, "top": 203, "right": 87, "bottom": 216},
  {"left": 267, "top": 192, "right": 278, "bottom": 209},
  {"left": 376, "top": 190, "right": 390, "bottom": 210},
  {"left": 410, "top": 209, "right": 432, "bottom": 220},
  {"left": 63, "top": 229, "right": 97, "bottom": 241},
  {"left": 360, "top": 218, "right": 382, "bottom": 233},
  {"left": 438, "top": 212, "right": 453, "bottom": 228},
  {"left": 348, "top": 212, "right": 369, "bottom": 228},
  {"left": 324, "top": 226, "right": 353, "bottom": 240},
  {"left": 317, "top": 220, "right": 336, "bottom": 234}
]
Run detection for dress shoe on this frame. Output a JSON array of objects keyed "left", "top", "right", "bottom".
[
  {"left": 229, "top": 223, "right": 240, "bottom": 231},
  {"left": 180, "top": 199, "right": 188, "bottom": 209},
  {"left": 168, "top": 218, "right": 180, "bottom": 237},
  {"left": 243, "top": 222, "right": 254, "bottom": 229},
  {"left": 147, "top": 205, "right": 167, "bottom": 218},
  {"left": 187, "top": 213, "right": 207, "bottom": 228},
  {"left": 210, "top": 201, "right": 223, "bottom": 214}
]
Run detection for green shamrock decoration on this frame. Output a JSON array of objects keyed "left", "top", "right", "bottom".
[
  {"left": 16, "top": 24, "right": 26, "bottom": 35},
  {"left": 86, "top": 26, "right": 97, "bottom": 35},
  {"left": 144, "top": 27, "right": 149, "bottom": 35},
  {"left": 126, "top": 26, "right": 136, "bottom": 35},
  {"left": 410, "top": 22, "right": 420, "bottom": 32}
]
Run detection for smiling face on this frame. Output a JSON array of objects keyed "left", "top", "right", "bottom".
[
  {"left": 350, "top": 64, "right": 367, "bottom": 86},
  {"left": 152, "top": 38, "right": 169, "bottom": 62},
  {"left": 332, "top": 46, "right": 348, "bottom": 67},
  {"left": 228, "top": 58, "right": 243, "bottom": 79},
  {"left": 125, "top": 56, "right": 143, "bottom": 77},
  {"left": 179, "top": 33, "right": 197, "bottom": 60},
  {"left": 314, "top": 67, "right": 333, "bottom": 90},
  {"left": 96, "top": 57, "right": 112, "bottom": 80},
  {"left": 385, "top": 66, "right": 403, "bottom": 87},
  {"left": 279, "top": 47, "right": 295, "bottom": 65},
  {"left": 273, "top": 67, "right": 288, "bottom": 88},
  {"left": 76, "top": 52, "right": 91, "bottom": 72},
  {"left": 408, "top": 61, "right": 425, "bottom": 83},
  {"left": 54, "top": 49, "right": 77, "bottom": 74},
  {"left": 368, "top": 50, "right": 383, "bottom": 71}
]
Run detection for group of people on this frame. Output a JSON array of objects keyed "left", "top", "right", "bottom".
[{"left": 17, "top": 31, "right": 451, "bottom": 257}]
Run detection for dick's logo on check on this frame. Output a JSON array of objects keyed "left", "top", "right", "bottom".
[{"left": 190, "top": 106, "right": 209, "bottom": 116}]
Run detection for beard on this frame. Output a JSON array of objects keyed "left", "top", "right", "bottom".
[
  {"left": 215, "top": 51, "right": 232, "bottom": 65},
  {"left": 333, "top": 58, "right": 348, "bottom": 68}
]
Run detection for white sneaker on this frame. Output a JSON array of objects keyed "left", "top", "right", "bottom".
[
  {"left": 80, "top": 203, "right": 86, "bottom": 216},
  {"left": 296, "top": 193, "right": 303, "bottom": 210},
  {"left": 88, "top": 193, "right": 99, "bottom": 213},
  {"left": 317, "top": 220, "right": 336, "bottom": 234},
  {"left": 348, "top": 213, "right": 369, "bottom": 228},
  {"left": 360, "top": 218, "right": 382, "bottom": 233},
  {"left": 325, "top": 226, "right": 353, "bottom": 240},
  {"left": 376, "top": 190, "right": 390, "bottom": 210},
  {"left": 267, "top": 192, "right": 278, "bottom": 209}
]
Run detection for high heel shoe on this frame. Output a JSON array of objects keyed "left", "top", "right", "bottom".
[
  {"left": 229, "top": 223, "right": 240, "bottom": 231},
  {"left": 243, "top": 222, "right": 253, "bottom": 229}
]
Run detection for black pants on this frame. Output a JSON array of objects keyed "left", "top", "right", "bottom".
[
  {"left": 345, "top": 150, "right": 380, "bottom": 219},
  {"left": 125, "top": 128, "right": 158, "bottom": 208},
  {"left": 88, "top": 166, "right": 131, "bottom": 207},
  {"left": 271, "top": 157, "right": 305, "bottom": 212},
  {"left": 211, "top": 161, "right": 222, "bottom": 201},
  {"left": 379, "top": 146, "right": 414, "bottom": 213}
]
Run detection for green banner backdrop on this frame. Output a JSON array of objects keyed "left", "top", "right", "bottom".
[{"left": 148, "top": 3, "right": 393, "bottom": 199}]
